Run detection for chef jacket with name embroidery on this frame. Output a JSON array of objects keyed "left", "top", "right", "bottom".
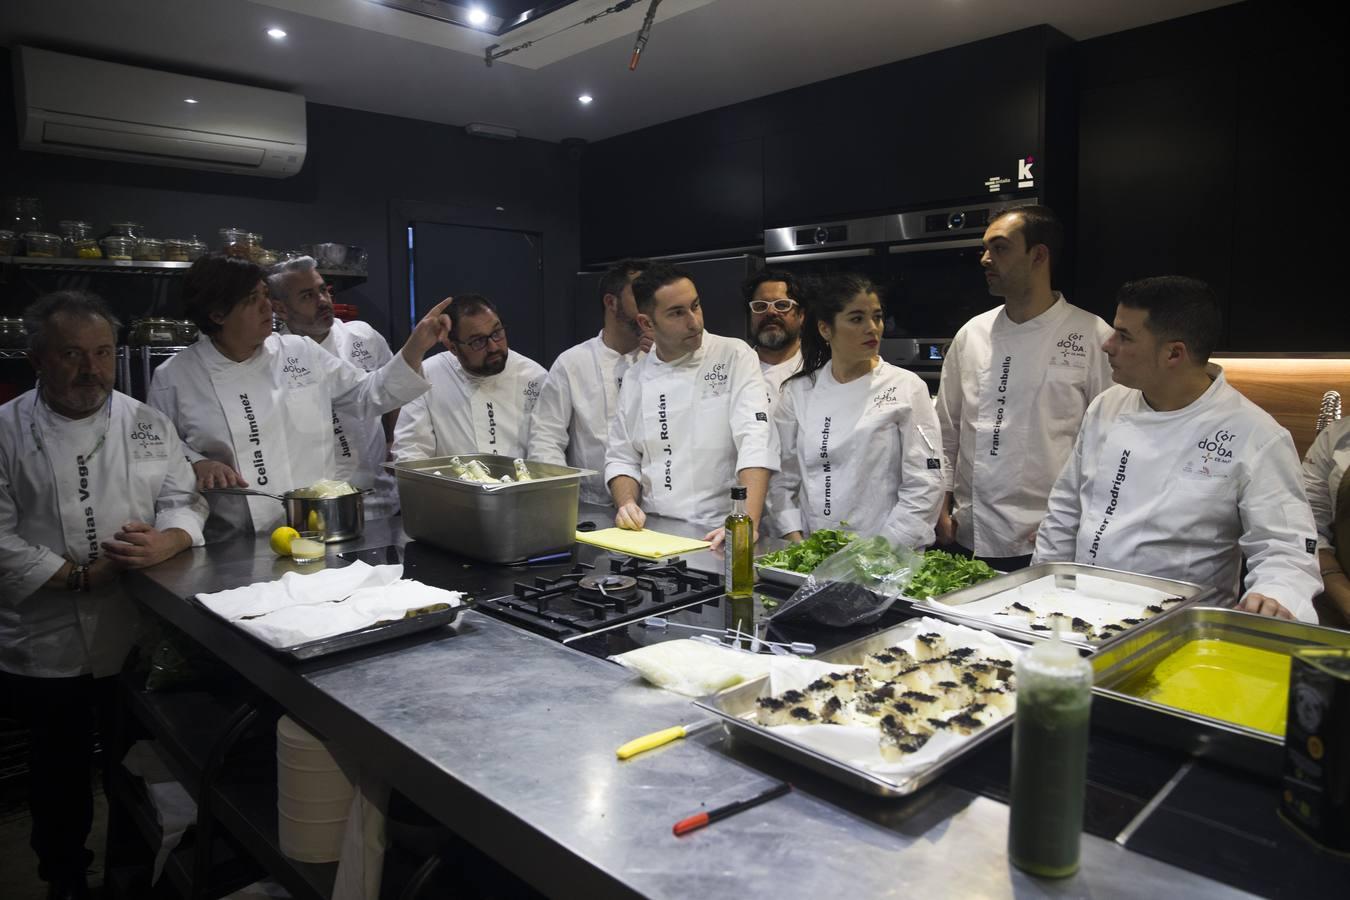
[
  {"left": 770, "top": 361, "right": 944, "bottom": 548},
  {"left": 316, "top": 319, "right": 400, "bottom": 520},
  {"left": 605, "top": 332, "right": 780, "bottom": 531},
  {"left": 149, "top": 333, "right": 427, "bottom": 541},
  {"left": 1034, "top": 368, "right": 1323, "bottom": 622},
  {"left": 0, "top": 390, "right": 207, "bottom": 677},
  {"left": 392, "top": 349, "right": 546, "bottom": 462},
  {"left": 935, "top": 295, "right": 1113, "bottom": 557},
  {"left": 528, "top": 333, "right": 643, "bottom": 506},
  {"left": 1303, "top": 417, "right": 1350, "bottom": 555}
]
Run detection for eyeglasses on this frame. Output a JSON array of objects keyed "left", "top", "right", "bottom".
[
  {"left": 455, "top": 326, "right": 506, "bottom": 352},
  {"left": 748, "top": 299, "right": 798, "bottom": 314}
]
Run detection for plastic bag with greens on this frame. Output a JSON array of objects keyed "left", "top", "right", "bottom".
[{"left": 765, "top": 535, "right": 922, "bottom": 627}]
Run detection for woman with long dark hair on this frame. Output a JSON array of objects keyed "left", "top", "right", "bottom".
[
  {"left": 769, "top": 274, "right": 944, "bottom": 547},
  {"left": 148, "top": 254, "right": 452, "bottom": 541}
]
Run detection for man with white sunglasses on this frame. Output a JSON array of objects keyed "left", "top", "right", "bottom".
[{"left": 743, "top": 269, "right": 804, "bottom": 396}]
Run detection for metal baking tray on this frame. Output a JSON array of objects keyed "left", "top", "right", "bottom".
[
  {"left": 912, "top": 563, "right": 1210, "bottom": 654},
  {"left": 389, "top": 454, "right": 593, "bottom": 563},
  {"left": 1091, "top": 606, "right": 1350, "bottom": 775},
  {"left": 190, "top": 596, "right": 472, "bottom": 662},
  {"left": 754, "top": 562, "right": 807, "bottom": 588},
  {"left": 694, "top": 620, "right": 1029, "bottom": 797}
]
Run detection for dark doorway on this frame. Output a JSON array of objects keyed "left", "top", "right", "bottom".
[{"left": 410, "top": 222, "right": 545, "bottom": 363}]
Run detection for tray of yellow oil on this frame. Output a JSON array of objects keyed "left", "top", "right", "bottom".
[
  {"left": 1091, "top": 607, "right": 1350, "bottom": 775},
  {"left": 1114, "top": 639, "right": 1290, "bottom": 735}
]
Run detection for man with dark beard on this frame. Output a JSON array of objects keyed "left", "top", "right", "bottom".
[
  {"left": 743, "top": 269, "right": 804, "bottom": 395},
  {"left": 529, "top": 259, "right": 650, "bottom": 505},
  {"left": 393, "top": 294, "right": 546, "bottom": 460}
]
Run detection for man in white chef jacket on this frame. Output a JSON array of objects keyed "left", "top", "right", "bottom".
[
  {"left": 392, "top": 294, "right": 546, "bottom": 461},
  {"left": 269, "top": 257, "right": 400, "bottom": 519},
  {"left": 744, "top": 269, "right": 804, "bottom": 395},
  {"left": 528, "top": 258, "right": 649, "bottom": 505},
  {"left": 606, "top": 262, "right": 780, "bottom": 538},
  {"left": 935, "top": 205, "right": 1113, "bottom": 569},
  {"left": 1034, "top": 276, "right": 1322, "bottom": 622},
  {"left": 0, "top": 291, "right": 207, "bottom": 897}
]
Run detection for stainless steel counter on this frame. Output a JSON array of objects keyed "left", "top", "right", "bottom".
[{"left": 127, "top": 514, "right": 1255, "bottom": 900}]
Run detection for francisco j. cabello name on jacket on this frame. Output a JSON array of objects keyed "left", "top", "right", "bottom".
[
  {"left": 819, "top": 416, "right": 833, "bottom": 517},
  {"left": 658, "top": 393, "right": 673, "bottom": 491},
  {"left": 1088, "top": 448, "right": 1131, "bottom": 559},
  {"left": 990, "top": 355, "right": 1012, "bottom": 456},
  {"left": 75, "top": 454, "right": 100, "bottom": 561},
  {"left": 238, "top": 393, "right": 269, "bottom": 484}
]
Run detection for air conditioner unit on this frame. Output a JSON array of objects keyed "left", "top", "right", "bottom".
[{"left": 13, "top": 47, "right": 307, "bottom": 178}]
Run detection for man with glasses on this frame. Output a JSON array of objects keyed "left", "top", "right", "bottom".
[
  {"left": 393, "top": 293, "right": 546, "bottom": 461},
  {"left": 743, "top": 269, "right": 804, "bottom": 395},
  {"left": 269, "top": 257, "right": 401, "bottom": 518},
  {"left": 529, "top": 258, "right": 650, "bottom": 506}
]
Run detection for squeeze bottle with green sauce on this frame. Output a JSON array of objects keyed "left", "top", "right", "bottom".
[
  {"left": 724, "top": 486, "right": 755, "bottom": 637},
  {"left": 1008, "top": 620, "right": 1093, "bottom": 877}
]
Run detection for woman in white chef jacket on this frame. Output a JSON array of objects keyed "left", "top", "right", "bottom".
[
  {"left": 770, "top": 274, "right": 945, "bottom": 548},
  {"left": 149, "top": 255, "right": 451, "bottom": 541},
  {"left": 1303, "top": 416, "right": 1350, "bottom": 627}
]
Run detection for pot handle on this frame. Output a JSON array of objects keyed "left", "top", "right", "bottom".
[{"left": 200, "top": 487, "right": 284, "bottom": 502}]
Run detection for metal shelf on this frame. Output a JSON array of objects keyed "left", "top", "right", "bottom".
[{"left": 0, "top": 256, "right": 366, "bottom": 284}]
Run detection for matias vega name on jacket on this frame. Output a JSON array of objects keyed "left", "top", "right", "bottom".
[
  {"left": 76, "top": 454, "right": 99, "bottom": 561},
  {"left": 1088, "top": 449, "right": 1131, "bottom": 559},
  {"left": 237, "top": 393, "right": 269, "bottom": 484},
  {"left": 820, "top": 416, "right": 833, "bottom": 517},
  {"left": 990, "top": 355, "right": 1012, "bottom": 456}
]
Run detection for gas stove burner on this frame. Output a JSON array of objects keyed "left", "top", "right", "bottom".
[{"left": 578, "top": 574, "right": 638, "bottom": 597}]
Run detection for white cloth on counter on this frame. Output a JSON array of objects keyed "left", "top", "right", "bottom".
[
  {"left": 604, "top": 332, "right": 780, "bottom": 530},
  {"left": 935, "top": 295, "right": 1113, "bottom": 557},
  {"left": 393, "top": 350, "right": 546, "bottom": 462},
  {"left": 1034, "top": 366, "right": 1323, "bottom": 622},
  {"left": 770, "top": 360, "right": 945, "bottom": 547},
  {"left": 195, "top": 562, "right": 463, "bottom": 648},
  {"left": 1303, "top": 418, "right": 1350, "bottom": 552},
  {"left": 527, "top": 332, "right": 643, "bottom": 506},
  {"left": 611, "top": 638, "right": 848, "bottom": 698}
]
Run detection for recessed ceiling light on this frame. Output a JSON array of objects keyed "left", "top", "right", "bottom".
[
  {"left": 267, "top": 27, "right": 287, "bottom": 39},
  {"left": 468, "top": 7, "right": 489, "bottom": 26},
  {"left": 184, "top": 98, "right": 199, "bottom": 104},
  {"left": 578, "top": 94, "right": 593, "bottom": 105},
  {"left": 495, "top": 206, "right": 505, "bottom": 211}
]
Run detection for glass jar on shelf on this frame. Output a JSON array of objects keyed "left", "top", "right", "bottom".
[
  {"left": 219, "top": 227, "right": 253, "bottom": 258},
  {"left": 100, "top": 236, "right": 136, "bottom": 260},
  {"left": 107, "top": 222, "right": 144, "bottom": 241},
  {"left": 21, "top": 232, "right": 62, "bottom": 258},
  {"left": 58, "top": 220, "right": 95, "bottom": 257},
  {"left": 0, "top": 229, "right": 15, "bottom": 256},
  {"left": 133, "top": 238, "right": 165, "bottom": 261},
  {"left": 163, "top": 239, "right": 192, "bottom": 262},
  {"left": 186, "top": 237, "right": 208, "bottom": 260}
]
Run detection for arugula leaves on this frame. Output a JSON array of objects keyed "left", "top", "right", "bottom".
[
  {"left": 905, "top": 551, "right": 999, "bottom": 598},
  {"left": 755, "top": 528, "right": 857, "bottom": 573}
]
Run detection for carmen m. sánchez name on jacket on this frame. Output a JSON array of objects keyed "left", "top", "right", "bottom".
[
  {"left": 990, "top": 355, "right": 1012, "bottom": 457},
  {"left": 1088, "top": 448, "right": 1131, "bottom": 559},
  {"left": 238, "top": 392, "right": 270, "bottom": 485},
  {"left": 819, "top": 415, "right": 833, "bottom": 517}
]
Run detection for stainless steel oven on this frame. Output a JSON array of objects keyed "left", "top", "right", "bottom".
[{"left": 764, "top": 197, "right": 1036, "bottom": 387}]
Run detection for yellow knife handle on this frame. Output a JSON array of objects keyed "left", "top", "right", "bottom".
[{"left": 616, "top": 725, "right": 687, "bottom": 760}]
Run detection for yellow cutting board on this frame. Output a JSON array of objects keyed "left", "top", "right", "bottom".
[{"left": 575, "top": 528, "right": 711, "bottom": 559}]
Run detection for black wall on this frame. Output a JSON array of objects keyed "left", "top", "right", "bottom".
[
  {"left": 1072, "top": 0, "right": 1344, "bottom": 350},
  {"left": 0, "top": 47, "right": 580, "bottom": 363},
  {"left": 579, "top": 26, "right": 1074, "bottom": 265}
]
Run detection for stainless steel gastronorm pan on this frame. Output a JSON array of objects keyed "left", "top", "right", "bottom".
[
  {"left": 389, "top": 454, "right": 594, "bottom": 563},
  {"left": 1091, "top": 606, "right": 1350, "bottom": 775},
  {"left": 694, "top": 620, "right": 1029, "bottom": 798},
  {"left": 912, "top": 563, "right": 1211, "bottom": 654}
]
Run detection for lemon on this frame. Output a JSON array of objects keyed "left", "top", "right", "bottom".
[{"left": 270, "top": 526, "right": 301, "bottom": 557}]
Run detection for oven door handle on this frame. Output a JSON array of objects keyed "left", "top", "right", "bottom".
[
  {"left": 888, "top": 237, "right": 985, "bottom": 254},
  {"left": 764, "top": 247, "right": 877, "bottom": 263}
]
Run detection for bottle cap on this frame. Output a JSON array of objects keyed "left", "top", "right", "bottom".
[{"left": 729, "top": 486, "right": 747, "bottom": 499}]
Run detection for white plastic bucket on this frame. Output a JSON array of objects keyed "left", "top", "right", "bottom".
[{"left": 276, "top": 715, "right": 354, "bottom": 863}]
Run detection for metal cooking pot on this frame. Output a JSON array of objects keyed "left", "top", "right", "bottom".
[{"left": 202, "top": 487, "right": 366, "bottom": 542}]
